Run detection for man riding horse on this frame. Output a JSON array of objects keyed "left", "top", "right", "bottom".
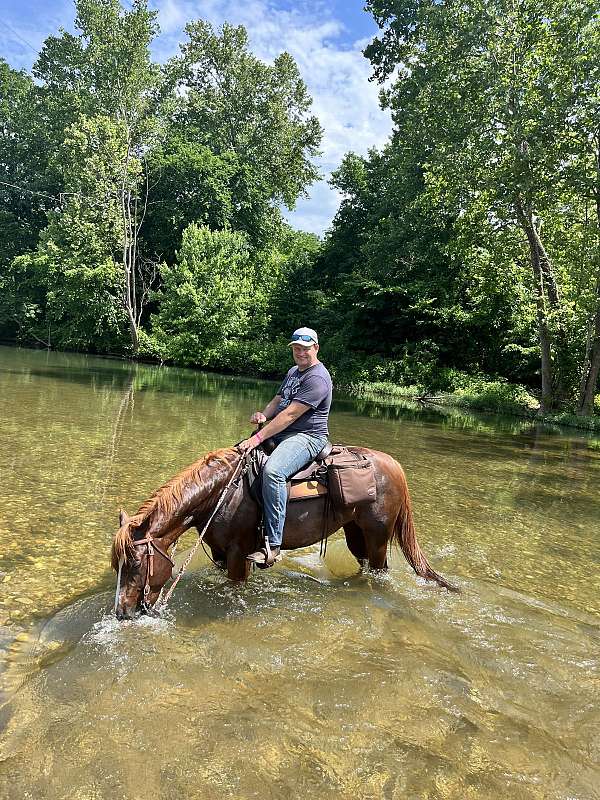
[
  {"left": 238, "top": 327, "right": 332, "bottom": 567},
  {"left": 112, "top": 327, "right": 456, "bottom": 618}
]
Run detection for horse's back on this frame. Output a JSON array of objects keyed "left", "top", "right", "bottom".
[{"left": 346, "top": 446, "right": 405, "bottom": 478}]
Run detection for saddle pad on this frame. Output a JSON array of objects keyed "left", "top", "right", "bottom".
[{"left": 289, "top": 479, "right": 328, "bottom": 502}]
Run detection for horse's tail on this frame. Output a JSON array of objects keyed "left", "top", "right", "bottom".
[
  {"left": 110, "top": 518, "right": 136, "bottom": 571},
  {"left": 393, "top": 467, "right": 459, "bottom": 593}
]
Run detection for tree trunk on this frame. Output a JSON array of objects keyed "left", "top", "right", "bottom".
[
  {"left": 577, "top": 306, "right": 600, "bottom": 416},
  {"left": 577, "top": 267, "right": 600, "bottom": 418},
  {"left": 120, "top": 142, "right": 139, "bottom": 354},
  {"left": 576, "top": 141, "right": 600, "bottom": 416},
  {"left": 125, "top": 299, "right": 139, "bottom": 353},
  {"left": 122, "top": 235, "right": 139, "bottom": 354},
  {"left": 514, "top": 198, "right": 557, "bottom": 412}
]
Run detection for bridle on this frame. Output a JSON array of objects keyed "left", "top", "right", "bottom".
[{"left": 132, "top": 534, "right": 175, "bottom": 614}]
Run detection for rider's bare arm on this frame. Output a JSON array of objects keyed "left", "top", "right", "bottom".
[
  {"left": 265, "top": 395, "right": 282, "bottom": 420},
  {"left": 250, "top": 395, "right": 282, "bottom": 424},
  {"left": 253, "top": 400, "right": 307, "bottom": 440}
]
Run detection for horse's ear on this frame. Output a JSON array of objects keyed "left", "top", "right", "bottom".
[{"left": 119, "top": 509, "right": 130, "bottom": 527}]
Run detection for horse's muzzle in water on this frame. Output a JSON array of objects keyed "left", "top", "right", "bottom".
[{"left": 115, "top": 603, "right": 136, "bottom": 621}]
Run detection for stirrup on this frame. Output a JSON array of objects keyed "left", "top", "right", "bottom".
[{"left": 246, "top": 537, "right": 282, "bottom": 568}]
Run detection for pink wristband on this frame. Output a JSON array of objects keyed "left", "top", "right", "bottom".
[{"left": 255, "top": 430, "right": 263, "bottom": 443}]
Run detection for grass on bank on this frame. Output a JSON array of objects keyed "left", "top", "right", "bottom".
[{"left": 346, "top": 374, "right": 600, "bottom": 433}]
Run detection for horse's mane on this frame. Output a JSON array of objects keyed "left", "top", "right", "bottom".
[{"left": 110, "top": 447, "right": 239, "bottom": 570}]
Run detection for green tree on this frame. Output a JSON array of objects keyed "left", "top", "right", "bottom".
[
  {"left": 7, "top": 115, "right": 130, "bottom": 351},
  {"left": 365, "top": 0, "right": 599, "bottom": 412},
  {"left": 33, "top": 0, "right": 164, "bottom": 351},
  {"left": 149, "top": 224, "right": 255, "bottom": 367},
  {"left": 141, "top": 135, "right": 237, "bottom": 264},
  {"left": 0, "top": 61, "right": 51, "bottom": 280},
  {"left": 552, "top": 8, "right": 600, "bottom": 415},
  {"left": 267, "top": 228, "right": 324, "bottom": 339},
  {"left": 168, "top": 21, "right": 323, "bottom": 245},
  {"left": 1, "top": 3, "right": 326, "bottom": 365},
  {"left": 311, "top": 142, "right": 534, "bottom": 387}
]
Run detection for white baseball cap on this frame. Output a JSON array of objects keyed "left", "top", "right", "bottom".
[{"left": 288, "top": 327, "right": 319, "bottom": 347}]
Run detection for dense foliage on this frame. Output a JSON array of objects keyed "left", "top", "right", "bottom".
[
  {"left": 1, "top": 0, "right": 599, "bottom": 415},
  {"left": 0, "top": 0, "right": 322, "bottom": 361},
  {"left": 364, "top": 0, "right": 600, "bottom": 413}
]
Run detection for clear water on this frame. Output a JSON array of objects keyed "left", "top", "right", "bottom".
[{"left": 0, "top": 346, "right": 598, "bottom": 799}]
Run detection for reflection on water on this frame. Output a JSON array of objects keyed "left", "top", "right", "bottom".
[{"left": 1, "top": 346, "right": 599, "bottom": 799}]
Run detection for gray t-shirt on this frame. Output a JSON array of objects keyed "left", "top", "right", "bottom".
[{"left": 275, "top": 362, "right": 333, "bottom": 438}]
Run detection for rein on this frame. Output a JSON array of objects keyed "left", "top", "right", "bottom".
[{"left": 114, "top": 450, "right": 254, "bottom": 616}]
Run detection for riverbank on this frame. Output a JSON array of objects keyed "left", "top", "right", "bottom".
[
  {"left": 346, "top": 376, "right": 600, "bottom": 433},
  {"left": 5, "top": 341, "right": 600, "bottom": 433}
]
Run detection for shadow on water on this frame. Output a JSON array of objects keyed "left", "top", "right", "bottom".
[
  {"left": 340, "top": 390, "right": 600, "bottom": 446},
  {"left": 1, "top": 344, "right": 278, "bottom": 402}
]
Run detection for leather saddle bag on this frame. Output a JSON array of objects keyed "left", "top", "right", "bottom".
[{"left": 326, "top": 452, "right": 377, "bottom": 509}]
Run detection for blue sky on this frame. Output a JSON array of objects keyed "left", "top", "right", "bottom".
[{"left": 0, "top": 1, "right": 392, "bottom": 235}]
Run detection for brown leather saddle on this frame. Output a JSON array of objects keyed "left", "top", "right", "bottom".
[{"left": 247, "top": 441, "right": 376, "bottom": 509}]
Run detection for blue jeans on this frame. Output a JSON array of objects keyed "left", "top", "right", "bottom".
[{"left": 262, "top": 432, "right": 329, "bottom": 547}]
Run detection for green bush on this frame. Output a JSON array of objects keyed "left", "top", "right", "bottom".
[{"left": 449, "top": 377, "right": 538, "bottom": 413}]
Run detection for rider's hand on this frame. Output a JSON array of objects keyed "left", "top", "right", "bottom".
[
  {"left": 250, "top": 411, "right": 267, "bottom": 424},
  {"left": 238, "top": 435, "right": 260, "bottom": 453}
]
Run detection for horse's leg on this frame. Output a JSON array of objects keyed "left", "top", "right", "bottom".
[
  {"left": 226, "top": 546, "right": 252, "bottom": 582},
  {"left": 343, "top": 521, "right": 368, "bottom": 569},
  {"left": 360, "top": 520, "right": 391, "bottom": 571},
  {"left": 210, "top": 545, "right": 227, "bottom": 571}
]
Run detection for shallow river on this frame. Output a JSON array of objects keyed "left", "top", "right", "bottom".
[{"left": 0, "top": 346, "right": 598, "bottom": 800}]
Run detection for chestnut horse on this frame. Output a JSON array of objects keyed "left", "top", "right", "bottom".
[{"left": 111, "top": 447, "right": 456, "bottom": 619}]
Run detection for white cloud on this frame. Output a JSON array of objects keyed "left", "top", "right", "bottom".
[
  {"left": 155, "top": 0, "right": 188, "bottom": 34},
  {"left": 149, "top": 0, "right": 392, "bottom": 235}
]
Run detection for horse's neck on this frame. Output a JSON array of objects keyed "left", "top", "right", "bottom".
[{"left": 152, "top": 458, "right": 237, "bottom": 546}]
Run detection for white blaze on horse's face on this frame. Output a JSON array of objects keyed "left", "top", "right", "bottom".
[{"left": 116, "top": 559, "right": 145, "bottom": 620}]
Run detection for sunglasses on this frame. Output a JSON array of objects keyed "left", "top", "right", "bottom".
[{"left": 291, "top": 334, "right": 316, "bottom": 343}]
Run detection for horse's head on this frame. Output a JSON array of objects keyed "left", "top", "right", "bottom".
[{"left": 111, "top": 510, "right": 174, "bottom": 620}]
